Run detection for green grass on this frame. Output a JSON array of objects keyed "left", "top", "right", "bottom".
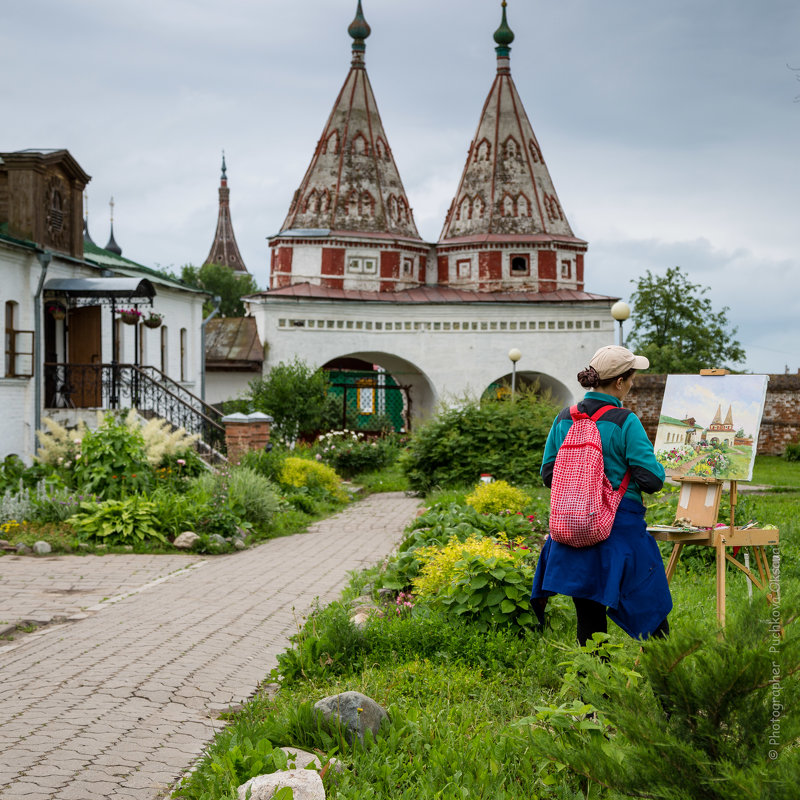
[
  {"left": 353, "top": 462, "right": 409, "bottom": 494},
  {"left": 751, "top": 454, "right": 800, "bottom": 488}
]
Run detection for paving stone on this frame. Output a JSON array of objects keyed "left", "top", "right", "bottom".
[{"left": 0, "top": 493, "right": 419, "bottom": 797}]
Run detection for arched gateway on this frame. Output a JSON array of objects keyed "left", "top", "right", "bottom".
[{"left": 246, "top": 3, "right": 617, "bottom": 427}]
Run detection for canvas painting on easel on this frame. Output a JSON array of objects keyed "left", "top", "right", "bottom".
[{"left": 653, "top": 374, "right": 768, "bottom": 481}]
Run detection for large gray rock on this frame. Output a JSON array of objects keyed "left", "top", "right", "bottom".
[
  {"left": 173, "top": 531, "right": 200, "bottom": 549},
  {"left": 237, "top": 769, "right": 325, "bottom": 800},
  {"left": 32, "top": 541, "right": 52, "bottom": 555},
  {"left": 15, "top": 543, "right": 32, "bottom": 555},
  {"left": 313, "top": 691, "right": 388, "bottom": 744}
]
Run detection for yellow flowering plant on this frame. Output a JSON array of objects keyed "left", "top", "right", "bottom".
[{"left": 465, "top": 480, "right": 530, "bottom": 515}]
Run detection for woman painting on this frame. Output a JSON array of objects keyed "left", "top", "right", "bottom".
[{"left": 531, "top": 345, "right": 672, "bottom": 645}]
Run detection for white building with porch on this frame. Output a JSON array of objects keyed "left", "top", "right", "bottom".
[{"left": 0, "top": 149, "right": 224, "bottom": 462}]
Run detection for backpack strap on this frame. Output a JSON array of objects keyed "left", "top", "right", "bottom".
[
  {"left": 589, "top": 404, "right": 620, "bottom": 422},
  {"left": 589, "top": 404, "right": 631, "bottom": 496}
]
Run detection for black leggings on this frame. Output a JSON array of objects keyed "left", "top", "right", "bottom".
[{"left": 573, "top": 597, "right": 669, "bottom": 647}]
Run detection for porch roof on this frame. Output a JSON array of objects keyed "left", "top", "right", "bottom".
[{"left": 43, "top": 277, "right": 156, "bottom": 300}]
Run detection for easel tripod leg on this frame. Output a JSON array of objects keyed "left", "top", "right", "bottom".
[
  {"left": 665, "top": 543, "right": 683, "bottom": 583},
  {"left": 716, "top": 539, "right": 726, "bottom": 627}
]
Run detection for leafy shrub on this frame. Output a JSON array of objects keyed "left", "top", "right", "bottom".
[
  {"left": 413, "top": 535, "right": 536, "bottom": 632},
  {"left": 245, "top": 357, "right": 339, "bottom": 443},
  {"left": 400, "top": 389, "right": 557, "bottom": 492},
  {"left": 67, "top": 496, "right": 168, "bottom": 545},
  {"left": 227, "top": 466, "right": 283, "bottom": 531},
  {"left": 785, "top": 439, "right": 800, "bottom": 462},
  {"left": 378, "top": 501, "right": 540, "bottom": 591},
  {"left": 31, "top": 486, "right": 98, "bottom": 524},
  {"left": 314, "top": 430, "right": 398, "bottom": 478},
  {"left": 240, "top": 446, "right": 290, "bottom": 483},
  {"left": 279, "top": 457, "right": 348, "bottom": 502},
  {"left": 187, "top": 470, "right": 247, "bottom": 539},
  {"left": 465, "top": 479, "right": 529, "bottom": 514},
  {"left": 527, "top": 599, "right": 800, "bottom": 800},
  {"left": 71, "top": 414, "right": 153, "bottom": 499}
]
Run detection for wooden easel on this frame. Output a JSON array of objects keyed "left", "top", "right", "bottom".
[{"left": 647, "top": 370, "right": 779, "bottom": 626}]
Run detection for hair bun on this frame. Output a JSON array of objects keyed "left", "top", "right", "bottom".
[{"left": 577, "top": 366, "right": 600, "bottom": 389}]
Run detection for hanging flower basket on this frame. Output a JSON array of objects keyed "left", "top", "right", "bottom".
[
  {"left": 117, "top": 308, "right": 143, "bottom": 325},
  {"left": 48, "top": 304, "right": 66, "bottom": 320},
  {"left": 142, "top": 312, "right": 163, "bottom": 329}
]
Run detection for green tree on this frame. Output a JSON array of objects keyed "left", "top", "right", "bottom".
[
  {"left": 628, "top": 266, "right": 745, "bottom": 373},
  {"left": 180, "top": 262, "right": 259, "bottom": 317},
  {"left": 245, "top": 358, "right": 338, "bottom": 442}
]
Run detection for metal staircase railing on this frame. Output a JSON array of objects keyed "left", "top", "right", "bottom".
[{"left": 44, "top": 362, "right": 226, "bottom": 455}]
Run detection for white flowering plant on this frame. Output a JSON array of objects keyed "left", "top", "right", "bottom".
[{"left": 312, "top": 429, "right": 399, "bottom": 479}]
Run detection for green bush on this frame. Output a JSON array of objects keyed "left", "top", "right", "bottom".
[
  {"left": 378, "top": 501, "right": 540, "bottom": 592},
  {"left": 245, "top": 357, "right": 339, "bottom": 443},
  {"left": 784, "top": 439, "right": 800, "bottom": 462},
  {"left": 526, "top": 599, "right": 800, "bottom": 800},
  {"left": 465, "top": 479, "right": 530, "bottom": 514},
  {"left": 279, "top": 456, "right": 348, "bottom": 503},
  {"left": 400, "top": 390, "right": 557, "bottom": 493},
  {"left": 227, "top": 466, "right": 283, "bottom": 531},
  {"left": 71, "top": 414, "right": 153, "bottom": 499},
  {"left": 314, "top": 430, "right": 399, "bottom": 479},
  {"left": 67, "top": 496, "right": 168, "bottom": 546}
]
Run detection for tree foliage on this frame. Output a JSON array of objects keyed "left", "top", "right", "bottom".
[
  {"left": 245, "top": 358, "right": 338, "bottom": 443},
  {"left": 180, "top": 262, "right": 259, "bottom": 317},
  {"left": 628, "top": 266, "right": 745, "bottom": 373}
]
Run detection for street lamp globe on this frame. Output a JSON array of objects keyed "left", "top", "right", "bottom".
[
  {"left": 610, "top": 301, "right": 630, "bottom": 322},
  {"left": 610, "top": 301, "right": 631, "bottom": 347},
  {"left": 508, "top": 348, "right": 522, "bottom": 363}
]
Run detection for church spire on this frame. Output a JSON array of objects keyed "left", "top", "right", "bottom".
[
  {"left": 104, "top": 196, "right": 122, "bottom": 255},
  {"left": 83, "top": 191, "right": 96, "bottom": 246},
  {"left": 203, "top": 151, "right": 249, "bottom": 273},
  {"left": 278, "top": 0, "right": 421, "bottom": 242},
  {"left": 437, "top": 1, "right": 586, "bottom": 292}
]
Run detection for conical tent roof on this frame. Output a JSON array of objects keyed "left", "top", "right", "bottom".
[
  {"left": 279, "top": 2, "right": 421, "bottom": 242},
  {"left": 439, "top": 3, "right": 578, "bottom": 243},
  {"left": 204, "top": 153, "right": 248, "bottom": 273}
]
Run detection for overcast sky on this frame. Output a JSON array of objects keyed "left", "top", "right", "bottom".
[{"left": 3, "top": 0, "right": 798, "bottom": 373}]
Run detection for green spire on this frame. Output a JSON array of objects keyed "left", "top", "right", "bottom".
[
  {"left": 348, "top": 0, "right": 371, "bottom": 55},
  {"left": 494, "top": 0, "right": 515, "bottom": 56}
]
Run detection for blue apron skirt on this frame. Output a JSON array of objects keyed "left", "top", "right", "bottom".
[{"left": 530, "top": 497, "right": 672, "bottom": 640}]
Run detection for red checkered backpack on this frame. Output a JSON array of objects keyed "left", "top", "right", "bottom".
[{"left": 549, "top": 405, "right": 630, "bottom": 548}]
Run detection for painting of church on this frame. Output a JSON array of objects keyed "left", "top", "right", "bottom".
[{"left": 654, "top": 374, "right": 769, "bottom": 481}]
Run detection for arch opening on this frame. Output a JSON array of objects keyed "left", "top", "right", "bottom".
[
  {"left": 322, "top": 351, "right": 436, "bottom": 432},
  {"left": 483, "top": 370, "right": 572, "bottom": 408}
]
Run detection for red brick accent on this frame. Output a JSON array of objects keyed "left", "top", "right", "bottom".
[
  {"left": 437, "top": 254, "right": 449, "bottom": 284},
  {"left": 538, "top": 250, "right": 556, "bottom": 293},
  {"left": 321, "top": 247, "right": 345, "bottom": 289},
  {"left": 419, "top": 254, "right": 427, "bottom": 283},
  {"left": 380, "top": 251, "right": 399, "bottom": 292},
  {"left": 626, "top": 373, "right": 800, "bottom": 456},
  {"left": 576, "top": 254, "right": 584, "bottom": 290},
  {"left": 478, "top": 251, "right": 502, "bottom": 290},
  {"left": 223, "top": 416, "right": 272, "bottom": 464}
]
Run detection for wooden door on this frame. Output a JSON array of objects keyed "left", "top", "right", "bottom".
[{"left": 68, "top": 305, "right": 102, "bottom": 407}]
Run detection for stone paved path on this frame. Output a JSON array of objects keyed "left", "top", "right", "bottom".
[{"left": 0, "top": 492, "right": 419, "bottom": 800}]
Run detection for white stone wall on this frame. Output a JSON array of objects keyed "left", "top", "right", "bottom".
[
  {"left": 247, "top": 296, "right": 616, "bottom": 423},
  {"left": 0, "top": 239, "right": 207, "bottom": 462},
  {"left": 205, "top": 371, "right": 256, "bottom": 406}
]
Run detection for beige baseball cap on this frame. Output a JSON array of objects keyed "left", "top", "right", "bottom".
[{"left": 589, "top": 345, "right": 649, "bottom": 380}]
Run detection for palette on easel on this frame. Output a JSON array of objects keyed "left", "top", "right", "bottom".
[{"left": 647, "top": 370, "right": 778, "bottom": 626}]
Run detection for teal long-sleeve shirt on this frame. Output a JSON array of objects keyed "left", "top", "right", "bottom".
[{"left": 540, "top": 391, "right": 665, "bottom": 503}]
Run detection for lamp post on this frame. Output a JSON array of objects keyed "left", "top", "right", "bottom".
[
  {"left": 508, "top": 348, "right": 522, "bottom": 401},
  {"left": 610, "top": 301, "right": 631, "bottom": 347}
]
